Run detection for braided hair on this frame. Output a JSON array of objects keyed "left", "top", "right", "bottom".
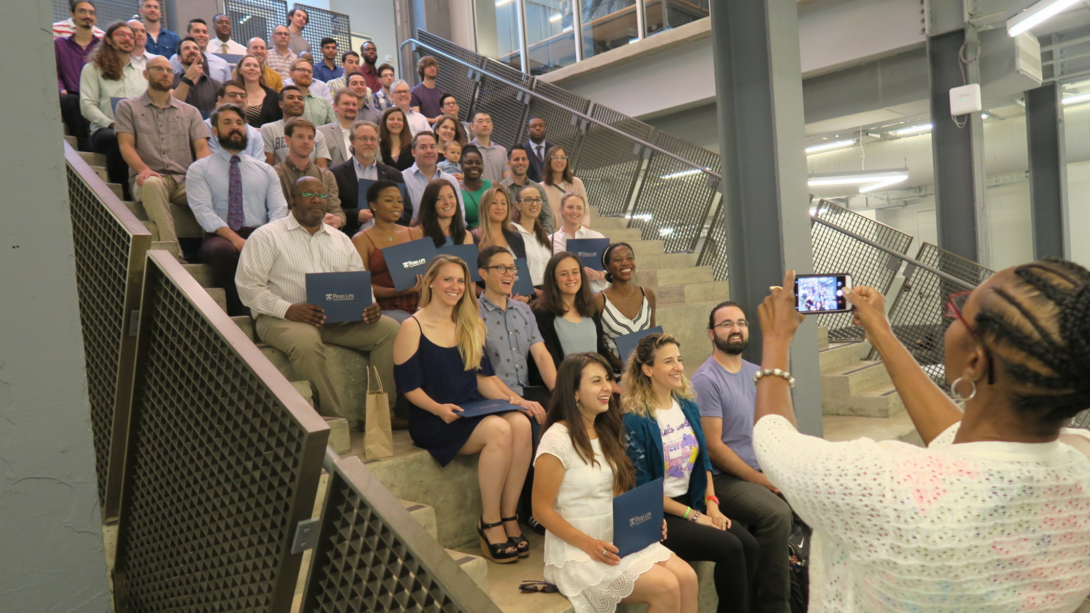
[{"left": 972, "top": 257, "right": 1090, "bottom": 424}]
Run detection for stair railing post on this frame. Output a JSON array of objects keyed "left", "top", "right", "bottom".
[
  {"left": 515, "top": 0, "right": 530, "bottom": 74},
  {"left": 572, "top": 0, "right": 585, "bottom": 62}
]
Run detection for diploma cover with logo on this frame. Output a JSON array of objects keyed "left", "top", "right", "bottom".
[
  {"left": 382, "top": 238, "right": 439, "bottom": 291},
  {"left": 565, "top": 237, "right": 610, "bottom": 272},
  {"left": 456, "top": 398, "right": 520, "bottom": 419},
  {"left": 612, "top": 477, "right": 663, "bottom": 557},
  {"left": 305, "top": 271, "right": 373, "bottom": 323}
]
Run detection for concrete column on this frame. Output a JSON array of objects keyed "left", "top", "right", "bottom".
[
  {"left": 1025, "top": 82, "right": 1069, "bottom": 260},
  {"left": 709, "top": 0, "right": 822, "bottom": 436},
  {"left": 0, "top": 3, "right": 111, "bottom": 610}
]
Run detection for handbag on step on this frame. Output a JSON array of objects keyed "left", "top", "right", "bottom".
[{"left": 363, "top": 366, "right": 394, "bottom": 459}]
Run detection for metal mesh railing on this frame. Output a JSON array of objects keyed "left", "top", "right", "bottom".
[
  {"left": 696, "top": 201, "right": 728, "bottom": 280},
  {"left": 868, "top": 242, "right": 994, "bottom": 387},
  {"left": 1072, "top": 410, "right": 1090, "bottom": 430},
  {"left": 576, "top": 104, "right": 653, "bottom": 217},
  {"left": 113, "top": 252, "right": 329, "bottom": 611},
  {"left": 225, "top": 0, "right": 288, "bottom": 48},
  {"left": 418, "top": 30, "right": 483, "bottom": 125},
  {"left": 473, "top": 59, "right": 535, "bottom": 148},
  {"left": 810, "top": 200, "right": 914, "bottom": 342},
  {"left": 64, "top": 144, "right": 151, "bottom": 520},
  {"left": 300, "top": 454, "right": 502, "bottom": 613},
  {"left": 294, "top": 3, "right": 352, "bottom": 59},
  {"left": 527, "top": 79, "right": 591, "bottom": 159}
]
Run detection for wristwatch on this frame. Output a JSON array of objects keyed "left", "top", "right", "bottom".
[
  {"left": 687, "top": 510, "right": 702, "bottom": 523},
  {"left": 179, "top": 76, "right": 195, "bottom": 86}
]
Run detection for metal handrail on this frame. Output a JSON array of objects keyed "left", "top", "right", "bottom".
[{"left": 400, "top": 37, "right": 723, "bottom": 180}]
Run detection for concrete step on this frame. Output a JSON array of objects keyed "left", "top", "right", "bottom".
[
  {"left": 183, "top": 263, "right": 213, "bottom": 287},
  {"left": 107, "top": 182, "right": 123, "bottom": 198},
  {"left": 324, "top": 416, "right": 351, "bottom": 455},
  {"left": 654, "top": 280, "right": 730, "bottom": 306},
  {"left": 447, "top": 548, "right": 488, "bottom": 593},
  {"left": 817, "top": 326, "right": 830, "bottom": 350},
  {"left": 290, "top": 380, "right": 314, "bottom": 406},
  {"left": 258, "top": 343, "right": 372, "bottom": 424},
  {"left": 819, "top": 342, "right": 871, "bottom": 373},
  {"left": 823, "top": 411, "right": 923, "bottom": 447},
  {"left": 626, "top": 239, "right": 665, "bottom": 256},
  {"left": 124, "top": 199, "right": 149, "bottom": 220},
  {"left": 205, "top": 287, "right": 226, "bottom": 312},
  {"left": 821, "top": 361, "right": 905, "bottom": 418},
  {"left": 600, "top": 227, "right": 644, "bottom": 243},
  {"left": 89, "top": 164, "right": 109, "bottom": 183},
  {"left": 634, "top": 265, "right": 714, "bottom": 287},
  {"left": 402, "top": 499, "right": 439, "bottom": 541},
  {"left": 655, "top": 300, "right": 721, "bottom": 365},
  {"left": 79, "top": 150, "right": 107, "bottom": 167},
  {"left": 64, "top": 134, "right": 77, "bottom": 149},
  {"left": 638, "top": 252, "right": 699, "bottom": 270},
  {"left": 142, "top": 219, "right": 158, "bottom": 240},
  {"left": 821, "top": 359, "right": 892, "bottom": 397},
  {"left": 231, "top": 315, "right": 255, "bottom": 341}
]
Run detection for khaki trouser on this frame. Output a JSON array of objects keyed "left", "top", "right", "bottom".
[
  {"left": 133, "top": 175, "right": 189, "bottom": 246},
  {"left": 256, "top": 314, "right": 399, "bottom": 421}
]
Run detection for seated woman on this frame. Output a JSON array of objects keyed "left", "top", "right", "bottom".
[
  {"left": 472, "top": 186, "right": 526, "bottom": 260},
  {"left": 379, "top": 107, "right": 413, "bottom": 172},
  {"left": 531, "top": 253, "right": 611, "bottom": 382},
  {"left": 435, "top": 115, "right": 468, "bottom": 155},
  {"left": 594, "top": 242, "right": 657, "bottom": 371},
  {"left": 459, "top": 145, "right": 492, "bottom": 230},
  {"left": 418, "top": 179, "right": 474, "bottom": 247},
  {"left": 352, "top": 180, "right": 424, "bottom": 323},
  {"left": 622, "top": 333, "right": 758, "bottom": 613},
  {"left": 233, "top": 54, "right": 281, "bottom": 127},
  {"left": 533, "top": 352, "right": 698, "bottom": 613},
  {"left": 393, "top": 255, "right": 540, "bottom": 563},
  {"left": 550, "top": 194, "right": 608, "bottom": 293},
  {"left": 542, "top": 145, "right": 590, "bottom": 227},
  {"left": 512, "top": 185, "right": 553, "bottom": 293}
]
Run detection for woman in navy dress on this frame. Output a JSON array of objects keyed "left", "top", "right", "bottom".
[{"left": 394, "top": 254, "right": 538, "bottom": 564}]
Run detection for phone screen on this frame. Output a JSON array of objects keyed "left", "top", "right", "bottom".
[{"left": 795, "top": 274, "right": 851, "bottom": 314}]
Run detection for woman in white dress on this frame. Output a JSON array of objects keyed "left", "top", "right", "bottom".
[{"left": 533, "top": 352, "right": 698, "bottom": 613}]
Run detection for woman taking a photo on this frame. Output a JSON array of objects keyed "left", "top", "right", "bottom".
[
  {"left": 753, "top": 263, "right": 1090, "bottom": 610},
  {"left": 595, "top": 242, "right": 657, "bottom": 370},
  {"left": 541, "top": 145, "right": 589, "bottom": 227},
  {"left": 417, "top": 180, "right": 474, "bottom": 248},
  {"left": 459, "top": 145, "right": 492, "bottom": 230},
  {"left": 622, "top": 333, "right": 758, "bottom": 613},
  {"left": 379, "top": 107, "right": 413, "bottom": 171},
  {"left": 550, "top": 194, "right": 608, "bottom": 294},
  {"left": 233, "top": 54, "right": 280, "bottom": 127},
  {"left": 531, "top": 253, "right": 611, "bottom": 377},
  {"left": 352, "top": 180, "right": 424, "bottom": 323},
  {"left": 472, "top": 186, "right": 525, "bottom": 260},
  {"left": 533, "top": 352, "right": 698, "bottom": 613},
  {"left": 512, "top": 185, "right": 553, "bottom": 291},
  {"left": 394, "top": 255, "right": 539, "bottom": 563}
]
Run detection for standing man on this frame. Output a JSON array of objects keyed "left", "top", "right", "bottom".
[
  {"left": 286, "top": 8, "right": 311, "bottom": 56},
  {"left": 403, "top": 131, "right": 464, "bottom": 223},
  {"left": 171, "top": 37, "right": 222, "bottom": 114},
  {"left": 358, "top": 41, "right": 382, "bottom": 94},
  {"left": 286, "top": 58, "right": 335, "bottom": 126},
  {"left": 371, "top": 63, "right": 396, "bottom": 111},
  {"left": 469, "top": 112, "right": 507, "bottom": 183},
  {"left": 139, "top": 0, "right": 179, "bottom": 58},
  {"left": 235, "top": 175, "right": 399, "bottom": 424},
  {"left": 55, "top": 0, "right": 100, "bottom": 150},
  {"left": 273, "top": 118, "right": 345, "bottom": 231},
  {"left": 127, "top": 19, "right": 157, "bottom": 72},
  {"left": 116, "top": 55, "right": 211, "bottom": 255},
  {"left": 500, "top": 145, "right": 553, "bottom": 233},
  {"left": 693, "top": 301, "right": 794, "bottom": 613},
  {"left": 523, "top": 117, "right": 553, "bottom": 183},
  {"left": 314, "top": 38, "right": 343, "bottom": 82},
  {"left": 205, "top": 82, "right": 265, "bottom": 159},
  {"left": 208, "top": 14, "right": 247, "bottom": 55},
  {"left": 186, "top": 103, "right": 288, "bottom": 315},
  {"left": 390, "top": 79, "right": 430, "bottom": 136},
  {"left": 266, "top": 25, "right": 298, "bottom": 81},
  {"left": 169, "top": 19, "right": 231, "bottom": 83},
  {"left": 329, "top": 120, "right": 404, "bottom": 235},
  {"left": 261, "top": 86, "right": 331, "bottom": 167},
  {"left": 53, "top": 0, "right": 104, "bottom": 39},
  {"left": 410, "top": 56, "right": 446, "bottom": 125},
  {"left": 318, "top": 89, "right": 360, "bottom": 167},
  {"left": 246, "top": 37, "right": 284, "bottom": 91}
]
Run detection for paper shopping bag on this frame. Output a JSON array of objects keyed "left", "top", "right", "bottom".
[{"left": 363, "top": 366, "right": 394, "bottom": 459}]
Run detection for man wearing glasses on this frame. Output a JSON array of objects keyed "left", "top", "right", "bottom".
[
  {"left": 115, "top": 55, "right": 211, "bottom": 256},
  {"left": 500, "top": 145, "right": 553, "bottom": 233},
  {"left": 236, "top": 175, "right": 399, "bottom": 424},
  {"left": 205, "top": 83, "right": 265, "bottom": 159},
  {"left": 692, "top": 301, "right": 794, "bottom": 613},
  {"left": 266, "top": 25, "right": 298, "bottom": 80},
  {"left": 285, "top": 58, "right": 335, "bottom": 126},
  {"left": 389, "top": 79, "right": 431, "bottom": 136}
]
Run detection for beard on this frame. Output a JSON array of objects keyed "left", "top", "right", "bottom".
[
  {"left": 217, "top": 131, "right": 248, "bottom": 151},
  {"left": 713, "top": 333, "right": 747, "bottom": 355}
]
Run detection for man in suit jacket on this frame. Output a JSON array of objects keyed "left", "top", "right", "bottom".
[
  {"left": 330, "top": 119, "right": 405, "bottom": 237},
  {"left": 524, "top": 116, "right": 553, "bottom": 183},
  {"left": 317, "top": 89, "right": 358, "bottom": 167}
]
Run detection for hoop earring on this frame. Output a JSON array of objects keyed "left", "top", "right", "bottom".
[{"left": 951, "top": 376, "right": 977, "bottom": 401}]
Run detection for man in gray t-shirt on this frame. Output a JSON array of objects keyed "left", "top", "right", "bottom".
[{"left": 693, "top": 301, "right": 793, "bottom": 613}]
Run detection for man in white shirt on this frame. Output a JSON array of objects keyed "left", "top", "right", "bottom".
[
  {"left": 402, "top": 131, "right": 465, "bottom": 223},
  {"left": 317, "top": 89, "right": 358, "bottom": 167},
  {"left": 168, "top": 19, "right": 231, "bottom": 83},
  {"left": 208, "top": 13, "right": 247, "bottom": 55},
  {"left": 236, "top": 175, "right": 399, "bottom": 423},
  {"left": 126, "top": 19, "right": 158, "bottom": 72},
  {"left": 390, "top": 79, "right": 430, "bottom": 136}
]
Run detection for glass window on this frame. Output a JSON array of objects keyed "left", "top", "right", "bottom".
[{"left": 526, "top": 0, "right": 578, "bottom": 74}]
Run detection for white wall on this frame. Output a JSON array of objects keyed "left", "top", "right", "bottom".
[
  {"left": 1067, "top": 160, "right": 1090, "bottom": 269},
  {"left": 331, "top": 0, "right": 400, "bottom": 75}
]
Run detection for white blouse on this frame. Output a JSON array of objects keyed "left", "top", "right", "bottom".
[{"left": 513, "top": 222, "right": 552, "bottom": 286}]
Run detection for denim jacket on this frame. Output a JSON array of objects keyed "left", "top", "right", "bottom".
[{"left": 623, "top": 397, "right": 714, "bottom": 513}]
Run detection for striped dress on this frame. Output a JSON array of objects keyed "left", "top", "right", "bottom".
[{"left": 601, "top": 288, "right": 652, "bottom": 362}]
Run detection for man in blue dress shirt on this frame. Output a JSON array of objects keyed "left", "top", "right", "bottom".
[
  {"left": 138, "top": 0, "right": 179, "bottom": 58},
  {"left": 187, "top": 103, "right": 288, "bottom": 315}
]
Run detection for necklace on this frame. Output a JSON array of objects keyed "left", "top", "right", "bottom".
[
  {"left": 614, "top": 285, "right": 639, "bottom": 300},
  {"left": 372, "top": 225, "right": 397, "bottom": 242}
]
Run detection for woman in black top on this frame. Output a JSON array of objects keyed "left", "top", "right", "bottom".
[
  {"left": 530, "top": 252, "right": 610, "bottom": 386},
  {"left": 232, "top": 55, "right": 280, "bottom": 128},
  {"left": 380, "top": 107, "right": 414, "bottom": 171}
]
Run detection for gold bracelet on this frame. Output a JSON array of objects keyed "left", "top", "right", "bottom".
[{"left": 753, "top": 368, "right": 796, "bottom": 388}]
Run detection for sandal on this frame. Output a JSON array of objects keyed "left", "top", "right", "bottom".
[
  {"left": 478, "top": 516, "right": 519, "bottom": 564},
  {"left": 527, "top": 515, "right": 546, "bottom": 535},
  {"left": 519, "top": 580, "right": 558, "bottom": 594},
  {"left": 502, "top": 515, "right": 530, "bottom": 558}
]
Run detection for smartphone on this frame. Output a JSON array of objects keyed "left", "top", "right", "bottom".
[{"left": 794, "top": 274, "right": 853, "bottom": 314}]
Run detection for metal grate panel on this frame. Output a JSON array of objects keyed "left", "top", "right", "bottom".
[
  {"left": 294, "top": 3, "right": 351, "bottom": 60},
  {"left": 417, "top": 30, "right": 482, "bottom": 124},
  {"left": 52, "top": 0, "right": 168, "bottom": 29},
  {"left": 869, "top": 242, "right": 993, "bottom": 388},
  {"left": 810, "top": 200, "right": 914, "bottom": 341},
  {"left": 1072, "top": 410, "right": 1090, "bottom": 430},
  {"left": 575, "top": 104, "right": 653, "bottom": 217},
  {"left": 628, "top": 132, "right": 720, "bottom": 252},
  {"left": 64, "top": 144, "right": 152, "bottom": 519},
  {"left": 697, "top": 201, "right": 729, "bottom": 281},
  {"left": 114, "top": 252, "right": 328, "bottom": 611},
  {"left": 225, "top": 0, "right": 288, "bottom": 48},
  {"left": 301, "top": 455, "right": 501, "bottom": 613},
  {"left": 472, "top": 59, "right": 534, "bottom": 148},
  {"left": 526, "top": 79, "right": 591, "bottom": 157}
]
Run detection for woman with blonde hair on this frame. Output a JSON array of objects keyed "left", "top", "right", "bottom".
[
  {"left": 394, "top": 255, "right": 539, "bottom": 563},
  {"left": 232, "top": 54, "right": 281, "bottom": 127},
  {"left": 472, "top": 186, "right": 526, "bottom": 260},
  {"left": 622, "top": 333, "right": 758, "bottom": 613}
]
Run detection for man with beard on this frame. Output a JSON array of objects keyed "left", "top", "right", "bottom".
[
  {"left": 358, "top": 41, "right": 382, "bottom": 95},
  {"left": 187, "top": 103, "right": 287, "bottom": 315},
  {"left": 343, "top": 74, "right": 381, "bottom": 123},
  {"left": 329, "top": 120, "right": 404, "bottom": 235},
  {"left": 284, "top": 58, "right": 334, "bottom": 126},
  {"left": 274, "top": 117, "right": 345, "bottom": 230},
  {"left": 171, "top": 37, "right": 222, "bottom": 114},
  {"left": 693, "top": 301, "right": 794, "bottom": 613},
  {"left": 116, "top": 55, "right": 210, "bottom": 255},
  {"left": 168, "top": 19, "right": 231, "bottom": 83},
  {"left": 56, "top": 1, "right": 100, "bottom": 150}
]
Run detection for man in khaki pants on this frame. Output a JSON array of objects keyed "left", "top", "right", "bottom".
[{"left": 116, "top": 56, "right": 210, "bottom": 257}]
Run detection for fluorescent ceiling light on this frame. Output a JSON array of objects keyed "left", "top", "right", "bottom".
[
  {"left": 1062, "top": 92, "right": 1090, "bottom": 106},
  {"left": 858, "top": 175, "right": 909, "bottom": 193},
  {"left": 1007, "top": 0, "right": 1081, "bottom": 37},
  {"left": 981, "top": 113, "right": 990, "bottom": 119},
  {"left": 893, "top": 123, "right": 932, "bottom": 136},
  {"left": 805, "top": 139, "right": 854, "bottom": 154},
  {"left": 660, "top": 168, "right": 703, "bottom": 180},
  {"left": 808, "top": 170, "right": 909, "bottom": 194},
  {"left": 495, "top": 0, "right": 512, "bottom": 6},
  {"left": 548, "top": 13, "right": 562, "bottom": 22}
]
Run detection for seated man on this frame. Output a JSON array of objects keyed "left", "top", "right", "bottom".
[
  {"left": 403, "top": 131, "right": 464, "bottom": 224},
  {"left": 284, "top": 58, "right": 333, "bottom": 126},
  {"left": 171, "top": 36, "right": 222, "bottom": 114},
  {"left": 261, "top": 86, "right": 331, "bottom": 167},
  {"left": 186, "top": 103, "right": 287, "bottom": 316},
  {"left": 324, "top": 50, "right": 359, "bottom": 99},
  {"left": 317, "top": 89, "right": 358, "bottom": 167},
  {"left": 329, "top": 120, "right": 404, "bottom": 236},
  {"left": 273, "top": 117, "right": 345, "bottom": 231},
  {"left": 168, "top": 18, "right": 231, "bottom": 83},
  {"left": 342, "top": 74, "right": 382, "bottom": 124},
  {"left": 500, "top": 145, "right": 553, "bottom": 233},
  {"left": 236, "top": 175, "right": 399, "bottom": 423},
  {"left": 205, "top": 82, "right": 264, "bottom": 159},
  {"left": 116, "top": 55, "right": 210, "bottom": 256},
  {"left": 246, "top": 37, "right": 283, "bottom": 91},
  {"left": 694, "top": 300, "right": 794, "bottom": 613}
]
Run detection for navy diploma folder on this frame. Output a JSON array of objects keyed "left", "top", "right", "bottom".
[
  {"left": 457, "top": 398, "right": 519, "bottom": 419},
  {"left": 382, "top": 238, "right": 438, "bottom": 291},
  {"left": 614, "top": 326, "right": 665, "bottom": 367},
  {"left": 566, "top": 237, "right": 610, "bottom": 271},
  {"left": 613, "top": 478, "right": 663, "bottom": 558},
  {"left": 305, "top": 271, "right": 372, "bottom": 323},
  {"left": 436, "top": 244, "right": 482, "bottom": 282},
  {"left": 511, "top": 257, "right": 535, "bottom": 297}
]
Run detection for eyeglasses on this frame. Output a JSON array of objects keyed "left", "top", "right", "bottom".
[
  {"left": 293, "top": 68, "right": 313, "bottom": 74},
  {"left": 519, "top": 197, "right": 543, "bottom": 205},
  {"left": 550, "top": 155, "right": 568, "bottom": 161},
  {"left": 148, "top": 66, "right": 174, "bottom": 74},
  {"left": 712, "top": 319, "right": 748, "bottom": 330},
  {"left": 486, "top": 265, "right": 519, "bottom": 274},
  {"left": 944, "top": 290, "right": 995, "bottom": 385},
  {"left": 519, "top": 581, "right": 558, "bottom": 594},
  {"left": 298, "top": 192, "right": 329, "bottom": 199}
]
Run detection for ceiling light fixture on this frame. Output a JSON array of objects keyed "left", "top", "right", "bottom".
[
  {"left": 548, "top": 13, "right": 562, "bottom": 22},
  {"left": 495, "top": 0, "right": 513, "bottom": 6},
  {"left": 1007, "top": 0, "right": 1082, "bottom": 37},
  {"left": 808, "top": 169, "right": 909, "bottom": 194},
  {"left": 805, "top": 139, "right": 855, "bottom": 154},
  {"left": 660, "top": 168, "right": 704, "bottom": 180},
  {"left": 1062, "top": 92, "right": 1090, "bottom": 106},
  {"left": 893, "top": 123, "right": 933, "bottom": 136}
]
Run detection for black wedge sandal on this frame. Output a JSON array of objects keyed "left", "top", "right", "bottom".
[
  {"left": 478, "top": 516, "right": 520, "bottom": 564},
  {"left": 502, "top": 515, "right": 530, "bottom": 558}
]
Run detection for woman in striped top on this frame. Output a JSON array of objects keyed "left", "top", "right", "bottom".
[{"left": 595, "top": 242, "right": 657, "bottom": 371}]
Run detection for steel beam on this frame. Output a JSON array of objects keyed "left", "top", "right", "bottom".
[
  {"left": 710, "top": 0, "right": 822, "bottom": 436},
  {"left": 1025, "top": 82, "right": 1070, "bottom": 260}
]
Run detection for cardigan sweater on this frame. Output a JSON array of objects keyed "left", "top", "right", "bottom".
[{"left": 623, "top": 397, "right": 714, "bottom": 513}]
